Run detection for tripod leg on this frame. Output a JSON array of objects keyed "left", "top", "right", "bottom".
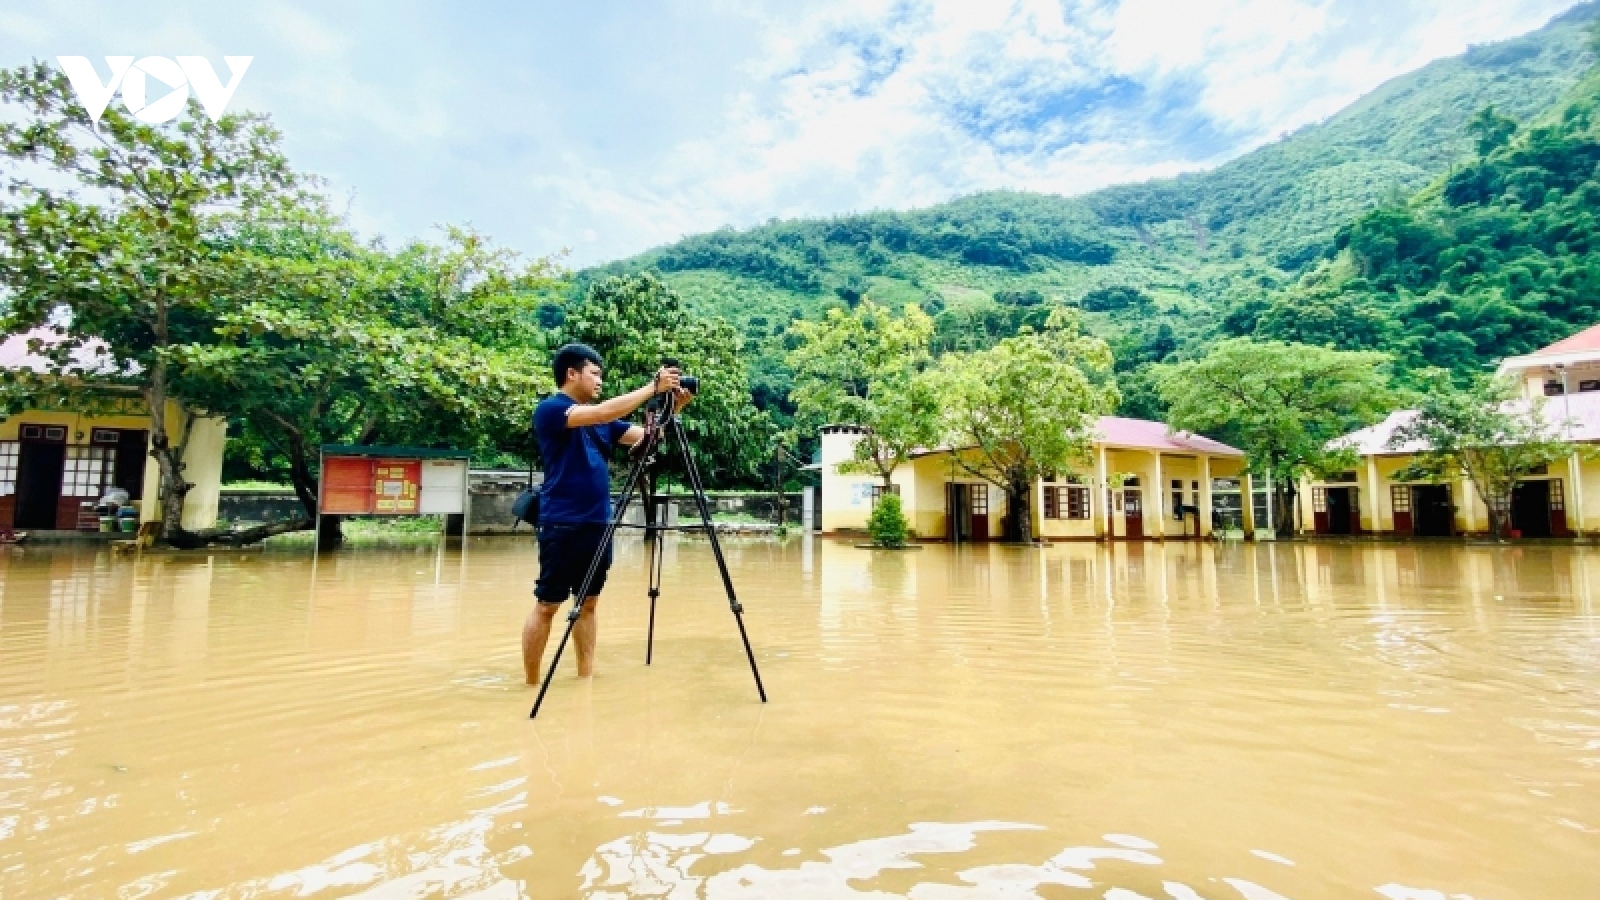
[
  {"left": 671, "top": 421, "right": 768, "bottom": 703},
  {"left": 530, "top": 453, "right": 650, "bottom": 719},
  {"left": 645, "top": 503, "right": 666, "bottom": 664}
]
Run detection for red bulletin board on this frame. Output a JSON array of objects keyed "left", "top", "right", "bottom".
[
  {"left": 372, "top": 459, "right": 420, "bottom": 514},
  {"left": 321, "top": 456, "right": 376, "bottom": 514},
  {"left": 319, "top": 457, "right": 422, "bottom": 514}
]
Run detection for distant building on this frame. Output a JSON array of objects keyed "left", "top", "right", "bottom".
[
  {"left": 1303, "top": 323, "right": 1600, "bottom": 537},
  {"left": 0, "top": 329, "right": 225, "bottom": 532},
  {"left": 819, "top": 417, "right": 1251, "bottom": 541}
]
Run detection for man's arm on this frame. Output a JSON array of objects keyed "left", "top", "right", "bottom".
[
  {"left": 617, "top": 390, "right": 693, "bottom": 446},
  {"left": 566, "top": 368, "right": 680, "bottom": 428}
]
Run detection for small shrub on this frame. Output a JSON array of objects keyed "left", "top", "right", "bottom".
[{"left": 866, "top": 492, "right": 909, "bottom": 547}]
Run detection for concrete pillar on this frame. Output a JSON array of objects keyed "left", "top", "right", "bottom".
[
  {"left": 1461, "top": 477, "right": 1477, "bottom": 534},
  {"left": 1097, "top": 445, "right": 1110, "bottom": 540},
  {"left": 1242, "top": 472, "right": 1257, "bottom": 539},
  {"left": 1200, "top": 456, "right": 1213, "bottom": 538},
  {"left": 1366, "top": 455, "right": 1382, "bottom": 534},
  {"left": 1152, "top": 451, "right": 1165, "bottom": 540},
  {"left": 1569, "top": 453, "right": 1585, "bottom": 537}
]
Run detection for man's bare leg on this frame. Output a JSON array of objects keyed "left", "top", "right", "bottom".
[
  {"left": 573, "top": 596, "right": 601, "bottom": 677},
  {"left": 523, "top": 602, "right": 561, "bottom": 685}
]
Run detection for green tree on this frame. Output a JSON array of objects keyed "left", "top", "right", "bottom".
[
  {"left": 1466, "top": 106, "right": 1519, "bottom": 159},
  {"left": 924, "top": 312, "right": 1119, "bottom": 543},
  {"left": 1154, "top": 338, "right": 1392, "bottom": 536},
  {"left": 1389, "top": 371, "right": 1581, "bottom": 538},
  {"left": 174, "top": 223, "right": 558, "bottom": 543},
  {"left": 787, "top": 298, "right": 938, "bottom": 489},
  {"left": 564, "top": 273, "right": 770, "bottom": 485},
  {"left": 0, "top": 61, "right": 305, "bottom": 541},
  {"left": 865, "top": 491, "right": 910, "bottom": 547}
]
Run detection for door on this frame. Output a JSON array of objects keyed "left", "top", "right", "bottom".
[
  {"left": 107, "top": 429, "right": 149, "bottom": 498},
  {"left": 14, "top": 438, "right": 66, "bottom": 529},
  {"left": 1511, "top": 480, "right": 1552, "bottom": 537},
  {"left": 946, "top": 483, "right": 971, "bottom": 543},
  {"left": 1390, "top": 485, "right": 1413, "bottom": 534},
  {"left": 969, "top": 484, "right": 990, "bottom": 542},
  {"left": 1412, "top": 485, "right": 1454, "bottom": 537},
  {"left": 1325, "top": 487, "right": 1353, "bottom": 535},
  {"left": 1312, "top": 486, "right": 1329, "bottom": 534},
  {"left": 1550, "top": 478, "right": 1570, "bottom": 537},
  {"left": 1123, "top": 489, "right": 1144, "bottom": 539}
]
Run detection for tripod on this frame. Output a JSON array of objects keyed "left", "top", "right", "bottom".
[{"left": 529, "top": 386, "right": 768, "bottom": 719}]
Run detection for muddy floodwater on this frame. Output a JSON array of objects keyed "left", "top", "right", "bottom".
[{"left": 2, "top": 536, "right": 1599, "bottom": 899}]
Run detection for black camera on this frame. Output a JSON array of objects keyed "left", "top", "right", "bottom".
[{"left": 661, "top": 358, "right": 700, "bottom": 394}]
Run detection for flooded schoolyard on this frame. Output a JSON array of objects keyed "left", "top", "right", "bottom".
[{"left": 1, "top": 535, "right": 1597, "bottom": 899}]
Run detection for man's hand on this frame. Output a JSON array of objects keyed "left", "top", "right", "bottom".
[
  {"left": 672, "top": 387, "right": 692, "bottom": 412},
  {"left": 653, "top": 367, "right": 682, "bottom": 395}
]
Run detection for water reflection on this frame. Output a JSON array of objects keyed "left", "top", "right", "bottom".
[{"left": 0, "top": 538, "right": 1597, "bottom": 898}]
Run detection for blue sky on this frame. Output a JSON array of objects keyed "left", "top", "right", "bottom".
[{"left": 0, "top": 0, "right": 1583, "bottom": 267}]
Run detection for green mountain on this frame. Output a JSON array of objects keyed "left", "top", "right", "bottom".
[{"left": 577, "top": 2, "right": 1600, "bottom": 424}]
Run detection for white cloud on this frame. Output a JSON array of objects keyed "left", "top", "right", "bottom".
[{"left": 0, "top": 0, "right": 1585, "bottom": 265}]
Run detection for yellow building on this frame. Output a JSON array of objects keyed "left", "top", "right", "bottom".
[
  {"left": 1301, "top": 323, "right": 1600, "bottom": 538},
  {"left": 0, "top": 330, "right": 226, "bottom": 532},
  {"left": 820, "top": 417, "right": 1250, "bottom": 541}
]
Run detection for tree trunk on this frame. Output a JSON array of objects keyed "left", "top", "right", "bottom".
[
  {"left": 317, "top": 514, "right": 344, "bottom": 551},
  {"left": 1008, "top": 479, "right": 1035, "bottom": 544},
  {"left": 1275, "top": 480, "right": 1296, "bottom": 539},
  {"left": 165, "top": 517, "right": 313, "bottom": 549},
  {"left": 145, "top": 383, "right": 194, "bottom": 543}
]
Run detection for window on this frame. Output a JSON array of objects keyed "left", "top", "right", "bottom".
[
  {"left": 1390, "top": 484, "right": 1411, "bottom": 513},
  {"left": 1546, "top": 380, "right": 1565, "bottom": 396},
  {"left": 1581, "top": 380, "right": 1600, "bottom": 393},
  {"left": 1551, "top": 479, "right": 1566, "bottom": 512},
  {"left": 0, "top": 442, "right": 17, "bottom": 496},
  {"left": 1065, "top": 486, "right": 1089, "bottom": 520},
  {"left": 1171, "top": 479, "right": 1184, "bottom": 520},
  {"left": 91, "top": 428, "right": 121, "bottom": 444},
  {"left": 1044, "top": 486, "right": 1060, "bottom": 519},
  {"left": 870, "top": 483, "right": 900, "bottom": 505},
  {"left": 1327, "top": 471, "right": 1359, "bottom": 483},
  {"left": 61, "top": 445, "right": 112, "bottom": 498},
  {"left": 970, "top": 485, "right": 988, "bottom": 515}
]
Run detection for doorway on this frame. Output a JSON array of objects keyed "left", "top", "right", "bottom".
[
  {"left": 946, "top": 483, "right": 989, "bottom": 542},
  {"left": 1315, "top": 486, "right": 1360, "bottom": 535},
  {"left": 1412, "top": 485, "right": 1453, "bottom": 536},
  {"left": 1122, "top": 488, "right": 1144, "bottom": 539},
  {"left": 14, "top": 427, "right": 67, "bottom": 529},
  {"left": 1511, "top": 480, "right": 1553, "bottom": 537}
]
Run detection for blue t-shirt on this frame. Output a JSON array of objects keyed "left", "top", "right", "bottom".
[{"left": 534, "top": 392, "right": 633, "bottom": 524}]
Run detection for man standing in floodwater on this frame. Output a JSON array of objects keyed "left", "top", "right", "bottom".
[{"left": 524, "top": 343, "right": 688, "bottom": 685}]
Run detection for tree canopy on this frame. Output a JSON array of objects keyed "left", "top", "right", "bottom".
[
  {"left": 1389, "top": 371, "right": 1583, "bottom": 538},
  {"left": 925, "top": 312, "right": 1119, "bottom": 543},
  {"left": 1154, "top": 338, "right": 1392, "bottom": 534},
  {"left": 786, "top": 299, "right": 938, "bottom": 486}
]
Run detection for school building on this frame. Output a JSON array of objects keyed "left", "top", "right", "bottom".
[
  {"left": 1301, "top": 323, "right": 1600, "bottom": 538},
  {"left": 0, "top": 329, "right": 226, "bottom": 532},
  {"left": 819, "top": 417, "right": 1255, "bottom": 541}
]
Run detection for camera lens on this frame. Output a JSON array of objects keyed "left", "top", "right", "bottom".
[{"left": 680, "top": 376, "right": 700, "bottom": 394}]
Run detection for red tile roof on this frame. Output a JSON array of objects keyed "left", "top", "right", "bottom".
[
  {"left": 1534, "top": 322, "right": 1600, "bottom": 356},
  {"left": 1092, "top": 416, "right": 1243, "bottom": 456},
  {"left": 907, "top": 415, "right": 1243, "bottom": 458}
]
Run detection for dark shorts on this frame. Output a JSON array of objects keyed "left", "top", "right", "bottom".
[{"left": 535, "top": 523, "right": 613, "bottom": 604}]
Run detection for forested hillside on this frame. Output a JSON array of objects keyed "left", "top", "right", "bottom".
[{"left": 572, "top": 3, "right": 1600, "bottom": 429}]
